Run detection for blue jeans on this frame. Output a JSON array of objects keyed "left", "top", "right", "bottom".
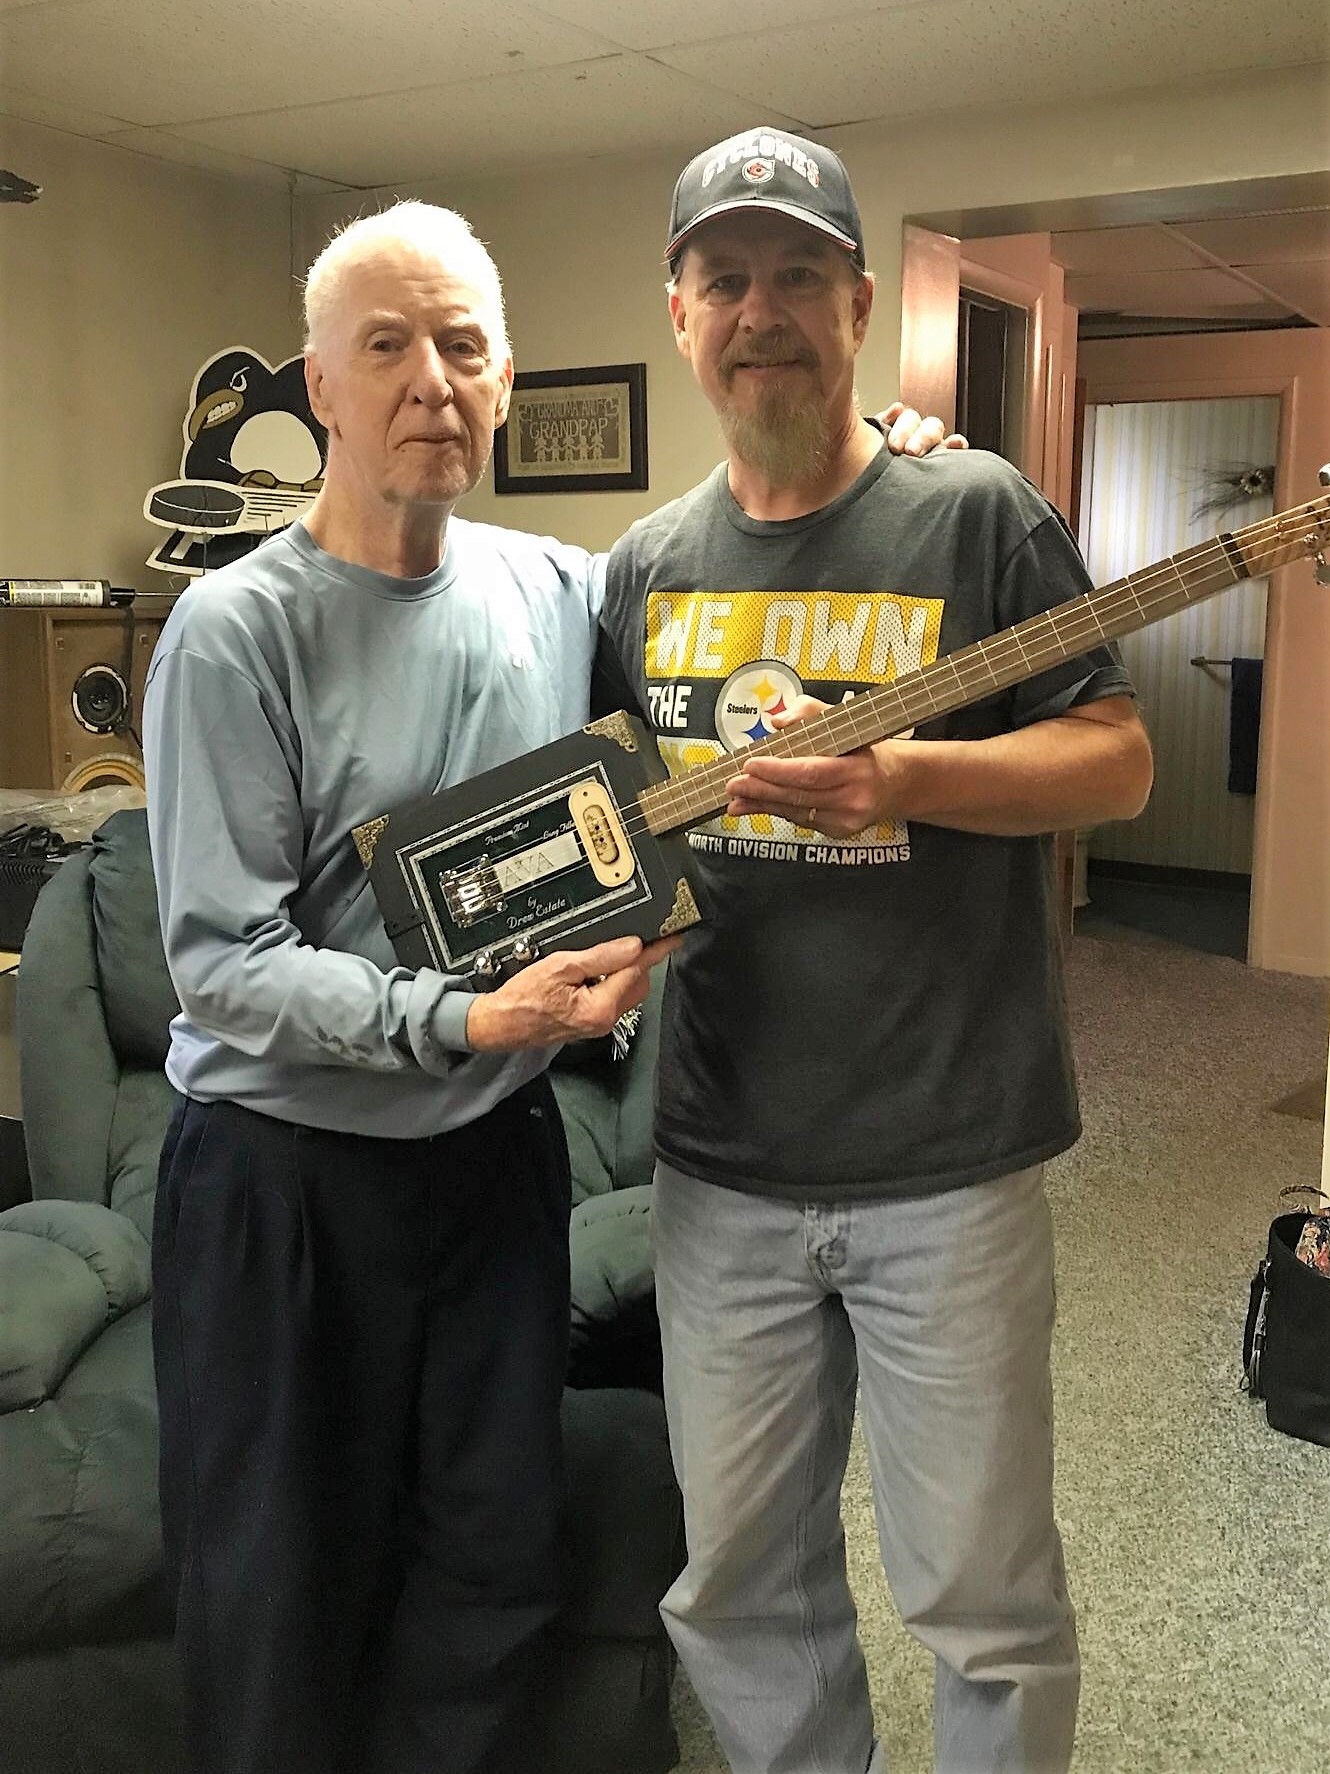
[{"left": 654, "top": 1162, "right": 1079, "bottom": 1774}]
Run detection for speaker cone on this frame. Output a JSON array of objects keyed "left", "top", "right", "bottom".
[{"left": 71, "top": 663, "right": 130, "bottom": 734}]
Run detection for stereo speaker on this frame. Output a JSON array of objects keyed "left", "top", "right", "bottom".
[{"left": 0, "top": 604, "right": 172, "bottom": 793}]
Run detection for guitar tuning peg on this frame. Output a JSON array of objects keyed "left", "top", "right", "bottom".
[{"left": 1319, "top": 464, "right": 1330, "bottom": 487}]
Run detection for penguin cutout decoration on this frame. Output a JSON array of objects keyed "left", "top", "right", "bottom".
[{"left": 144, "top": 347, "right": 328, "bottom": 578}]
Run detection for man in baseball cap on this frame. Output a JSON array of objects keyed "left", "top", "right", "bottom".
[
  {"left": 665, "top": 127, "right": 865, "bottom": 272},
  {"left": 598, "top": 130, "right": 1152, "bottom": 1773}
]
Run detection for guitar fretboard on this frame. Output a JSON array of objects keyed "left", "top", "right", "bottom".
[{"left": 636, "top": 492, "right": 1330, "bottom": 838}]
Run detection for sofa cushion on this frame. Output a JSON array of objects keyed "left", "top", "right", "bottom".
[
  {"left": 568, "top": 1186, "right": 661, "bottom": 1392},
  {"left": 0, "top": 1304, "right": 170, "bottom": 1653},
  {"left": 107, "top": 1068, "right": 176, "bottom": 1240},
  {"left": 0, "top": 1636, "right": 185, "bottom": 1774},
  {"left": 0, "top": 1201, "right": 151, "bottom": 1408},
  {"left": 537, "top": 1638, "right": 677, "bottom": 1774},
  {"left": 90, "top": 810, "right": 178, "bottom": 1068},
  {"left": 558, "top": 1385, "right": 683, "bottom": 1642},
  {"left": 551, "top": 966, "right": 665, "bottom": 1208},
  {"left": 553, "top": 1066, "right": 618, "bottom": 1204}
]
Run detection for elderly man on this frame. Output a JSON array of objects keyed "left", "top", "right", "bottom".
[
  {"left": 144, "top": 201, "right": 678, "bottom": 1774},
  {"left": 599, "top": 130, "right": 1154, "bottom": 1774},
  {"left": 144, "top": 198, "right": 953, "bottom": 1774}
]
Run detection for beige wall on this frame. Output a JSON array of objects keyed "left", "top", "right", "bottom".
[
  {"left": 1080, "top": 330, "right": 1330, "bottom": 978},
  {"left": 297, "top": 154, "right": 721, "bottom": 555},
  {"left": 0, "top": 117, "right": 298, "bottom": 593},
  {"left": 296, "top": 61, "right": 1330, "bottom": 553}
]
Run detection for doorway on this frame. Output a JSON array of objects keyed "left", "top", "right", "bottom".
[
  {"left": 1075, "top": 394, "right": 1278, "bottom": 957},
  {"left": 899, "top": 197, "right": 1328, "bottom": 979},
  {"left": 956, "top": 286, "right": 1028, "bottom": 459}
]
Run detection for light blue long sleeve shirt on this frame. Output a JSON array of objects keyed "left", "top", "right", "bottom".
[{"left": 144, "top": 519, "right": 605, "bottom": 1137}]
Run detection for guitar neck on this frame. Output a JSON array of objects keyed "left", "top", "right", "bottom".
[{"left": 638, "top": 491, "right": 1330, "bottom": 839}]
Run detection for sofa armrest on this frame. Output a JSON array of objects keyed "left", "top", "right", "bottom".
[
  {"left": 568, "top": 1185, "right": 661, "bottom": 1393},
  {"left": 16, "top": 847, "right": 119, "bottom": 1204},
  {"left": 0, "top": 1200, "right": 151, "bottom": 1409}
]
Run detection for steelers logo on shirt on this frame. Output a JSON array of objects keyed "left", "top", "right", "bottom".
[{"left": 714, "top": 660, "right": 805, "bottom": 753}]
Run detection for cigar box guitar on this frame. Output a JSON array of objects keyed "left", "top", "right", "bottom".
[{"left": 355, "top": 482, "right": 1330, "bottom": 987}]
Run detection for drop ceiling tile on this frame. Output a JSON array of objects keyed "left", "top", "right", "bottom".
[
  {"left": 1051, "top": 225, "right": 1205, "bottom": 276},
  {"left": 1177, "top": 211, "right": 1330, "bottom": 266},
  {"left": 169, "top": 55, "right": 799, "bottom": 188},
  {"left": 652, "top": 1, "right": 1330, "bottom": 126},
  {"left": 99, "top": 125, "right": 348, "bottom": 190},
  {"left": 1248, "top": 259, "right": 1330, "bottom": 324},
  {"left": 1065, "top": 265, "right": 1296, "bottom": 319},
  {"left": 0, "top": 81, "right": 131, "bottom": 133},
  {"left": 0, "top": 0, "right": 614, "bottom": 129},
  {"left": 524, "top": 0, "right": 915, "bottom": 54},
  {"left": 653, "top": 10, "right": 998, "bottom": 123}
]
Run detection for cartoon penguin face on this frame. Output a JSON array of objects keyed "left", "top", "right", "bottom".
[{"left": 182, "top": 349, "right": 327, "bottom": 489}]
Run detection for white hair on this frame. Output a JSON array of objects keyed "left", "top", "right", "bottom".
[{"left": 303, "top": 200, "right": 509, "bottom": 359}]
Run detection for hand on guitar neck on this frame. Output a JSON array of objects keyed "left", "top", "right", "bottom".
[
  {"left": 464, "top": 932, "right": 680, "bottom": 1053},
  {"left": 725, "top": 693, "right": 1152, "bottom": 840},
  {"left": 722, "top": 694, "right": 891, "bottom": 837}
]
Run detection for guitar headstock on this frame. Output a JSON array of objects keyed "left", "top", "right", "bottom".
[
  {"left": 1265, "top": 466, "right": 1330, "bottom": 584},
  {"left": 1315, "top": 465, "right": 1330, "bottom": 584}
]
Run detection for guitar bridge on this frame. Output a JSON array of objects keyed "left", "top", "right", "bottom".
[{"left": 441, "top": 856, "right": 504, "bottom": 927}]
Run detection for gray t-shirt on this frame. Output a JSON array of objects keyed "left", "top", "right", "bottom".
[
  {"left": 144, "top": 518, "right": 604, "bottom": 1138},
  {"left": 601, "top": 446, "right": 1133, "bottom": 1200}
]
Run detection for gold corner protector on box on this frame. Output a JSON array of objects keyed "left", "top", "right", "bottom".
[
  {"left": 353, "top": 815, "right": 388, "bottom": 868},
  {"left": 583, "top": 711, "right": 639, "bottom": 753},
  {"left": 659, "top": 878, "right": 700, "bottom": 936}
]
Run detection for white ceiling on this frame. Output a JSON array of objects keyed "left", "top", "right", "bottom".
[
  {"left": 1049, "top": 213, "right": 1330, "bottom": 333},
  {"left": 2, "top": 0, "right": 1328, "bottom": 327}
]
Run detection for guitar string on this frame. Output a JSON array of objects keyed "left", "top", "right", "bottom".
[
  {"left": 631, "top": 503, "right": 1326, "bottom": 826},
  {"left": 459, "top": 504, "right": 1326, "bottom": 901},
  {"left": 437, "top": 502, "right": 1327, "bottom": 920},
  {"left": 621, "top": 503, "right": 1326, "bottom": 840}
]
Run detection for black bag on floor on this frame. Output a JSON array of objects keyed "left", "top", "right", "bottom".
[{"left": 1243, "top": 1205, "right": 1330, "bottom": 1448}]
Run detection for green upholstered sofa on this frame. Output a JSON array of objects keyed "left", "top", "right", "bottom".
[{"left": 0, "top": 808, "right": 683, "bottom": 1774}]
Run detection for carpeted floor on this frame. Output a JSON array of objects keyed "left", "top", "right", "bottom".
[
  {"left": 670, "top": 924, "right": 1330, "bottom": 1773},
  {"left": 1269, "top": 1073, "right": 1328, "bottom": 1121}
]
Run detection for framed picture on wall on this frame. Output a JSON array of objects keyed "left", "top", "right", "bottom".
[{"left": 494, "top": 363, "right": 648, "bottom": 494}]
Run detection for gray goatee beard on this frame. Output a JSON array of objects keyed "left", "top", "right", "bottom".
[{"left": 717, "top": 383, "right": 832, "bottom": 487}]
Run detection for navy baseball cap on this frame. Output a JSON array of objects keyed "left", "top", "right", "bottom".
[{"left": 666, "top": 128, "right": 865, "bottom": 274}]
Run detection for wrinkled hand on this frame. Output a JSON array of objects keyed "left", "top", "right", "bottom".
[
  {"left": 725, "top": 698, "right": 917, "bottom": 838},
  {"left": 465, "top": 933, "right": 679, "bottom": 1053},
  {"left": 877, "top": 400, "right": 969, "bottom": 456}
]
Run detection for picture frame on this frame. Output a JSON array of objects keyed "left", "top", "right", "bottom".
[{"left": 494, "top": 363, "right": 648, "bottom": 494}]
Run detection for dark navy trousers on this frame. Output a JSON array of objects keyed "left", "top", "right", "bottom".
[{"left": 151, "top": 1078, "right": 571, "bottom": 1774}]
